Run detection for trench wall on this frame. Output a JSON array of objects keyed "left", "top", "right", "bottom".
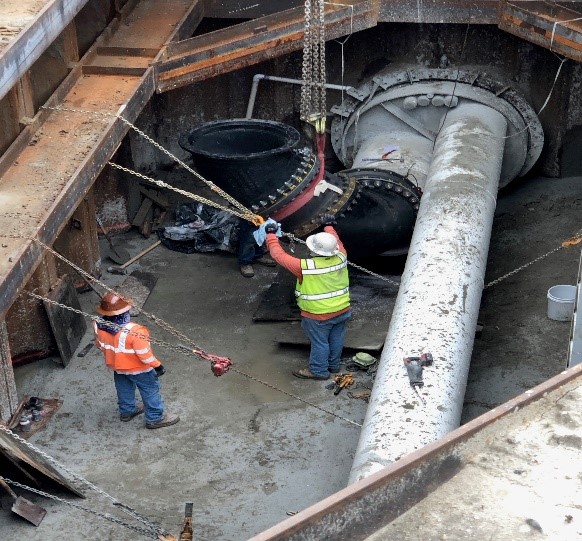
[{"left": 128, "top": 22, "right": 582, "bottom": 180}]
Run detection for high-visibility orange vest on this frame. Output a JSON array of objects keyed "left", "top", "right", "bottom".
[{"left": 94, "top": 322, "right": 161, "bottom": 374}]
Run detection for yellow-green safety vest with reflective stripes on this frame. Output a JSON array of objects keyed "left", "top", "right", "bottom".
[{"left": 295, "top": 253, "right": 350, "bottom": 314}]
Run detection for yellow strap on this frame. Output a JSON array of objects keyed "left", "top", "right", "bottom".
[
  {"left": 250, "top": 215, "right": 265, "bottom": 226},
  {"left": 562, "top": 235, "right": 582, "bottom": 248}
]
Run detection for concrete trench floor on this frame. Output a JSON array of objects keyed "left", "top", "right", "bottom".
[{"left": 1, "top": 175, "right": 581, "bottom": 540}]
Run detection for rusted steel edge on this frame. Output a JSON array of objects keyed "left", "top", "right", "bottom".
[
  {"left": 162, "top": 0, "right": 206, "bottom": 46},
  {"left": 0, "top": 2, "right": 141, "bottom": 180},
  {"left": 163, "top": 2, "right": 358, "bottom": 59},
  {"left": 0, "top": 72, "right": 156, "bottom": 319},
  {"left": 499, "top": 17, "right": 582, "bottom": 59},
  {"left": 0, "top": 0, "right": 202, "bottom": 318},
  {"left": 379, "top": 0, "right": 500, "bottom": 24},
  {"left": 503, "top": 3, "right": 582, "bottom": 39},
  {"left": 155, "top": 4, "right": 377, "bottom": 92},
  {"left": 0, "top": 0, "right": 89, "bottom": 103},
  {"left": 249, "top": 362, "right": 582, "bottom": 541}
]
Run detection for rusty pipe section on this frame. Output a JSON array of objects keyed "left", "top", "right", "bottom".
[{"left": 349, "top": 103, "right": 508, "bottom": 483}]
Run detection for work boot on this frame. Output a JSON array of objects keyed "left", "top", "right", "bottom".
[
  {"left": 145, "top": 414, "right": 180, "bottom": 429},
  {"left": 120, "top": 405, "right": 144, "bottom": 422},
  {"left": 240, "top": 264, "right": 254, "bottom": 278},
  {"left": 255, "top": 255, "right": 276, "bottom": 267}
]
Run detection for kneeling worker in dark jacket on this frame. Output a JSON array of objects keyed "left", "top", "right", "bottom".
[
  {"left": 262, "top": 215, "right": 351, "bottom": 380},
  {"left": 94, "top": 292, "right": 179, "bottom": 429}
]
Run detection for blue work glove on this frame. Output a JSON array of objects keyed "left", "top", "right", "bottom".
[{"left": 253, "top": 218, "right": 281, "bottom": 246}]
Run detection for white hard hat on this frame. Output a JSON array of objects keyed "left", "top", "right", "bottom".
[{"left": 306, "top": 232, "right": 339, "bottom": 256}]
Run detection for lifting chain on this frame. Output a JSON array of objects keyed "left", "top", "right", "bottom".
[
  {"left": 108, "top": 162, "right": 250, "bottom": 221},
  {"left": 108, "top": 162, "right": 402, "bottom": 286},
  {"left": 2, "top": 233, "right": 218, "bottom": 363},
  {"left": 485, "top": 228, "right": 582, "bottom": 289},
  {"left": 0, "top": 425, "right": 170, "bottom": 539},
  {"left": 2, "top": 233, "right": 363, "bottom": 427},
  {"left": 41, "top": 105, "right": 263, "bottom": 226},
  {"left": 300, "top": 0, "right": 327, "bottom": 132},
  {"left": 0, "top": 476, "right": 160, "bottom": 539},
  {"left": 29, "top": 288, "right": 362, "bottom": 427}
]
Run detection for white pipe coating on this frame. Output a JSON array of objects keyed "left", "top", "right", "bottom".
[{"left": 349, "top": 103, "right": 508, "bottom": 484}]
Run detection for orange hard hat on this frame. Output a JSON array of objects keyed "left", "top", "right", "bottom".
[{"left": 96, "top": 292, "right": 132, "bottom": 316}]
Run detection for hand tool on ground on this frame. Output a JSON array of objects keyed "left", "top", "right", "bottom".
[
  {"left": 107, "top": 265, "right": 128, "bottom": 275},
  {"left": 96, "top": 215, "right": 131, "bottom": 265},
  {"left": 119, "top": 240, "right": 161, "bottom": 269},
  {"left": 403, "top": 353, "right": 434, "bottom": 404},
  {"left": 179, "top": 502, "right": 193, "bottom": 541},
  {"left": 77, "top": 342, "right": 94, "bottom": 357},
  {"left": 0, "top": 477, "right": 47, "bottom": 526},
  {"left": 333, "top": 373, "right": 354, "bottom": 395}
]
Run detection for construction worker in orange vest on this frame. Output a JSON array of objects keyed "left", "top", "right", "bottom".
[{"left": 94, "top": 292, "right": 179, "bottom": 429}]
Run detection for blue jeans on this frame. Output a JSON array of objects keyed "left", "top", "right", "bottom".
[
  {"left": 301, "top": 310, "right": 352, "bottom": 378},
  {"left": 238, "top": 219, "right": 265, "bottom": 265},
  {"left": 114, "top": 370, "right": 165, "bottom": 423}
]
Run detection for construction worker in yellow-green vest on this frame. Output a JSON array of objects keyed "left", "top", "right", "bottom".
[{"left": 255, "top": 213, "right": 351, "bottom": 380}]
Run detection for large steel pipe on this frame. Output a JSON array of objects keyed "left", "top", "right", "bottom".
[{"left": 349, "top": 103, "right": 508, "bottom": 483}]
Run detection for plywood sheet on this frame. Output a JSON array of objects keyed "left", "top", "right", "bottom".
[{"left": 43, "top": 274, "right": 87, "bottom": 367}]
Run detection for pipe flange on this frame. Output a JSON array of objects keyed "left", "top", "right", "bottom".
[
  {"left": 251, "top": 151, "right": 318, "bottom": 216},
  {"left": 331, "top": 68, "right": 544, "bottom": 185},
  {"left": 291, "top": 174, "right": 359, "bottom": 238},
  {"left": 336, "top": 169, "right": 422, "bottom": 218}
]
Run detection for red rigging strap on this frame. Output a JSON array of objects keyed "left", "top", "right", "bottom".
[
  {"left": 315, "top": 131, "right": 326, "bottom": 184},
  {"left": 270, "top": 170, "right": 322, "bottom": 221},
  {"left": 271, "top": 133, "right": 326, "bottom": 222}
]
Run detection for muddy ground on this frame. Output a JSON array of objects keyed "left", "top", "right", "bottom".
[
  {"left": 1, "top": 173, "right": 581, "bottom": 541},
  {"left": 464, "top": 175, "right": 581, "bottom": 422}
]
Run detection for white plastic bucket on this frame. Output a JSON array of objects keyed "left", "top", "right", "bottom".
[{"left": 547, "top": 285, "right": 576, "bottom": 321}]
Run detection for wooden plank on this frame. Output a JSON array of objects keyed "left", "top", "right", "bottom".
[
  {"left": 0, "top": 426, "right": 84, "bottom": 497},
  {"left": 132, "top": 198, "right": 154, "bottom": 227},
  {"left": 500, "top": 14, "right": 582, "bottom": 60},
  {"left": 13, "top": 73, "right": 36, "bottom": 129},
  {"left": 0, "top": 320, "right": 18, "bottom": 422},
  {"left": 139, "top": 186, "right": 170, "bottom": 209},
  {"left": 0, "top": 0, "right": 199, "bottom": 320},
  {"left": 43, "top": 275, "right": 87, "bottom": 367},
  {"left": 119, "top": 240, "right": 162, "bottom": 269},
  {"left": 7, "top": 395, "right": 63, "bottom": 439},
  {"left": 61, "top": 21, "right": 80, "bottom": 65},
  {"left": 140, "top": 204, "right": 155, "bottom": 238}
]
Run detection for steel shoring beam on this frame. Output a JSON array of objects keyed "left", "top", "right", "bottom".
[
  {"left": 0, "top": 0, "right": 90, "bottom": 103},
  {"left": 0, "top": 0, "right": 204, "bottom": 319},
  {"left": 154, "top": 0, "right": 379, "bottom": 92},
  {"left": 499, "top": 0, "right": 582, "bottom": 61}
]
